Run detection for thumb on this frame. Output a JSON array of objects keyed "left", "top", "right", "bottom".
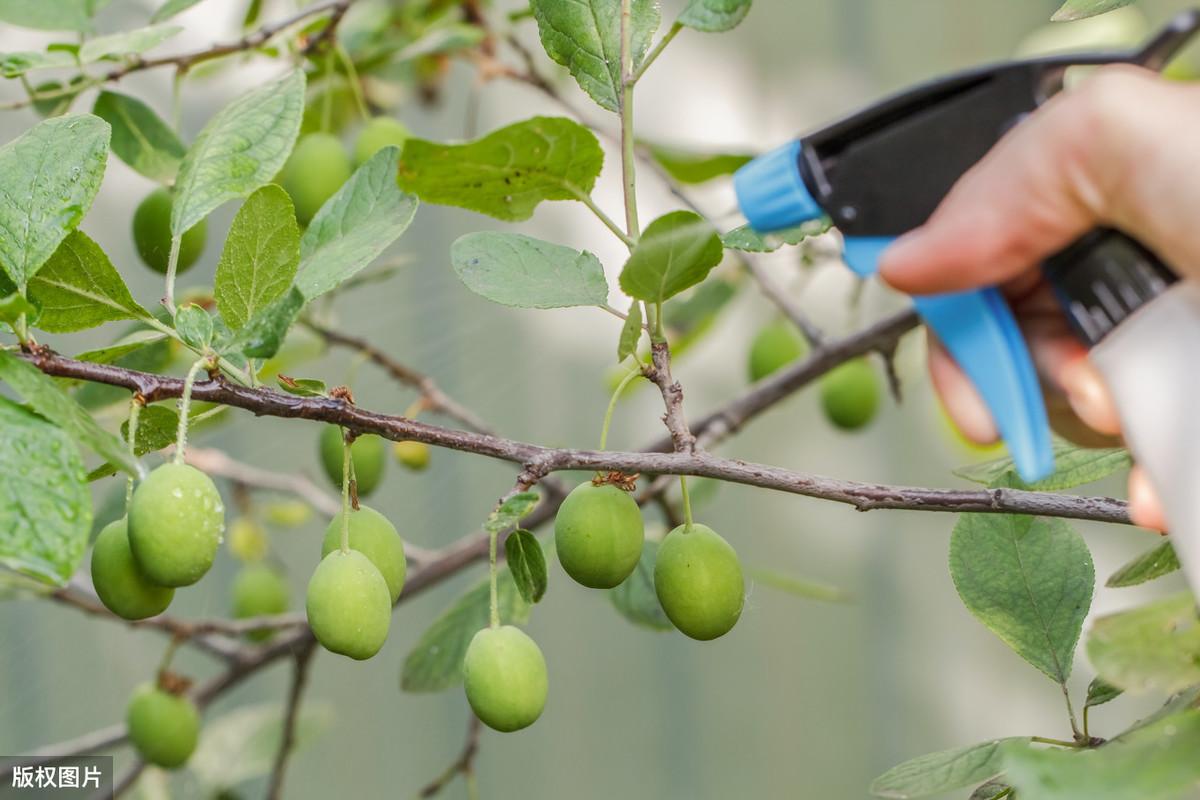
[{"left": 879, "top": 67, "right": 1200, "bottom": 296}]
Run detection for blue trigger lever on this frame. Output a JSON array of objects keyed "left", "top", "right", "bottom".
[{"left": 735, "top": 143, "right": 1055, "bottom": 483}]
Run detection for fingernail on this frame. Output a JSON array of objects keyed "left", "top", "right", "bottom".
[{"left": 1060, "top": 358, "right": 1122, "bottom": 435}]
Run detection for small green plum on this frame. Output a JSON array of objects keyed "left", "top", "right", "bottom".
[
  {"left": 393, "top": 440, "right": 431, "bottom": 472},
  {"left": 305, "top": 549, "right": 391, "bottom": 660},
  {"left": 126, "top": 684, "right": 200, "bottom": 769},
  {"left": 747, "top": 320, "right": 807, "bottom": 382},
  {"left": 463, "top": 625, "right": 548, "bottom": 732},
  {"left": 321, "top": 505, "right": 406, "bottom": 602},
  {"left": 128, "top": 463, "right": 224, "bottom": 587},
  {"left": 227, "top": 516, "right": 268, "bottom": 562},
  {"left": 554, "top": 481, "right": 644, "bottom": 589},
  {"left": 318, "top": 425, "right": 386, "bottom": 497},
  {"left": 281, "top": 132, "right": 352, "bottom": 225},
  {"left": 132, "top": 188, "right": 207, "bottom": 275},
  {"left": 354, "top": 117, "right": 410, "bottom": 165},
  {"left": 654, "top": 523, "right": 744, "bottom": 641},
  {"left": 232, "top": 564, "right": 290, "bottom": 641},
  {"left": 819, "top": 358, "right": 879, "bottom": 431},
  {"left": 90, "top": 519, "right": 174, "bottom": 620}
]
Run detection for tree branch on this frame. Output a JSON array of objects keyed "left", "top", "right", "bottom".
[
  {"left": 418, "top": 715, "right": 482, "bottom": 798},
  {"left": 266, "top": 640, "right": 318, "bottom": 800},
  {"left": 18, "top": 347, "right": 1129, "bottom": 524}
]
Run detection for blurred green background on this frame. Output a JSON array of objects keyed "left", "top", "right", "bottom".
[{"left": 1, "top": 0, "right": 1195, "bottom": 797}]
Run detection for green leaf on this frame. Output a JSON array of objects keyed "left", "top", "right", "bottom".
[
  {"left": 226, "top": 287, "right": 305, "bottom": 359},
  {"left": 121, "top": 405, "right": 178, "bottom": 457},
  {"left": 175, "top": 303, "right": 214, "bottom": 351},
  {"left": 187, "top": 701, "right": 332, "bottom": 791},
  {"left": 401, "top": 567, "right": 532, "bottom": 692},
  {"left": 1085, "top": 677, "right": 1123, "bottom": 709},
  {"left": 294, "top": 147, "right": 418, "bottom": 300},
  {"left": 0, "top": 293, "right": 40, "bottom": 326},
  {"left": 92, "top": 91, "right": 186, "bottom": 184},
  {"left": 394, "top": 22, "right": 487, "bottom": 62},
  {"left": 0, "top": 351, "right": 139, "bottom": 476},
  {"left": 747, "top": 566, "right": 850, "bottom": 603},
  {"left": 1086, "top": 592, "right": 1200, "bottom": 694},
  {"left": 0, "top": 0, "right": 108, "bottom": 31},
  {"left": 74, "top": 330, "right": 168, "bottom": 365},
  {"left": 1004, "top": 711, "right": 1200, "bottom": 799},
  {"left": 954, "top": 439, "right": 1131, "bottom": 491},
  {"left": 171, "top": 69, "right": 305, "bottom": 236},
  {"left": 0, "top": 114, "right": 110, "bottom": 288},
  {"left": 870, "top": 738, "right": 1023, "bottom": 799},
  {"left": 648, "top": 144, "right": 753, "bottom": 184},
  {"left": 397, "top": 117, "right": 603, "bottom": 222},
  {"left": 678, "top": 0, "right": 753, "bottom": 32},
  {"left": 150, "top": 0, "right": 206, "bottom": 22},
  {"left": 214, "top": 185, "right": 300, "bottom": 330},
  {"left": 485, "top": 491, "right": 540, "bottom": 533},
  {"left": 617, "top": 300, "right": 643, "bottom": 362},
  {"left": 530, "top": 0, "right": 660, "bottom": 112},
  {"left": 276, "top": 375, "right": 327, "bottom": 397},
  {"left": 450, "top": 232, "right": 608, "bottom": 309},
  {"left": 610, "top": 541, "right": 673, "bottom": 631},
  {"left": 0, "top": 51, "right": 75, "bottom": 78},
  {"left": 968, "top": 780, "right": 1012, "bottom": 800},
  {"left": 78, "top": 24, "right": 181, "bottom": 63},
  {"left": 619, "top": 211, "right": 724, "bottom": 304},
  {"left": 722, "top": 219, "right": 830, "bottom": 253},
  {"left": 0, "top": 397, "right": 92, "bottom": 584},
  {"left": 505, "top": 529, "right": 547, "bottom": 604},
  {"left": 949, "top": 510, "right": 1094, "bottom": 683},
  {"left": 1107, "top": 540, "right": 1180, "bottom": 588},
  {"left": 1051, "top": 0, "right": 1135, "bottom": 22},
  {"left": 27, "top": 230, "right": 150, "bottom": 332}
]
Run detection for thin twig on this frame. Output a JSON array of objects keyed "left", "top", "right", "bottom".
[
  {"left": 418, "top": 716, "right": 483, "bottom": 798},
  {"left": 266, "top": 640, "right": 319, "bottom": 800}
]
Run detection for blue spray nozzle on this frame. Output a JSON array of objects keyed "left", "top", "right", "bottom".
[{"left": 734, "top": 141, "right": 823, "bottom": 232}]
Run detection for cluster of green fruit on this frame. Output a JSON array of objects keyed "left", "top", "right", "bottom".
[
  {"left": 317, "top": 424, "right": 431, "bottom": 498},
  {"left": 129, "top": 117, "right": 411, "bottom": 274},
  {"left": 461, "top": 477, "right": 745, "bottom": 734},
  {"left": 748, "top": 319, "right": 880, "bottom": 430}
]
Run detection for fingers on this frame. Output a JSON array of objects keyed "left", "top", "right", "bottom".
[
  {"left": 880, "top": 67, "right": 1200, "bottom": 295},
  {"left": 1128, "top": 466, "right": 1168, "bottom": 532},
  {"left": 928, "top": 336, "right": 998, "bottom": 444}
]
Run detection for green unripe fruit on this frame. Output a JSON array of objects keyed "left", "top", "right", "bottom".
[
  {"left": 281, "top": 132, "right": 352, "bottom": 225},
  {"left": 232, "top": 565, "right": 290, "bottom": 641},
  {"left": 819, "top": 358, "right": 879, "bottom": 431},
  {"left": 227, "top": 516, "right": 268, "bottom": 562},
  {"left": 654, "top": 523, "right": 744, "bottom": 641},
  {"left": 262, "top": 499, "right": 313, "bottom": 528},
  {"left": 90, "top": 519, "right": 174, "bottom": 620},
  {"left": 321, "top": 505, "right": 406, "bottom": 603},
  {"left": 463, "top": 625, "right": 548, "bottom": 732},
  {"left": 132, "top": 188, "right": 207, "bottom": 275},
  {"left": 393, "top": 440, "right": 431, "bottom": 471},
  {"left": 128, "top": 463, "right": 224, "bottom": 587},
  {"left": 318, "top": 426, "right": 386, "bottom": 497},
  {"left": 747, "top": 320, "right": 807, "bottom": 382},
  {"left": 126, "top": 684, "right": 200, "bottom": 768},
  {"left": 355, "top": 117, "right": 410, "bottom": 166},
  {"left": 305, "top": 550, "right": 391, "bottom": 660},
  {"left": 554, "top": 482, "right": 644, "bottom": 589}
]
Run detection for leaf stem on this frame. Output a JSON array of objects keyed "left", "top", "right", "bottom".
[
  {"left": 173, "top": 356, "right": 209, "bottom": 464},
  {"left": 1061, "top": 682, "right": 1084, "bottom": 742},
  {"left": 633, "top": 22, "right": 682, "bottom": 83},
  {"left": 340, "top": 430, "right": 351, "bottom": 553},
  {"left": 163, "top": 235, "right": 182, "bottom": 317},
  {"left": 599, "top": 364, "right": 642, "bottom": 452},
  {"left": 653, "top": 301, "right": 665, "bottom": 342},
  {"left": 321, "top": 51, "right": 336, "bottom": 133},
  {"left": 335, "top": 42, "right": 370, "bottom": 122},
  {"left": 1031, "top": 736, "right": 1083, "bottom": 749},
  {"left": 574, "top": 190, "right": 636, "bottom": 249},
  {"left": 679, "top": 475, "right": 693, "bottom": 530},
  {"left": 619, "top": 0, "right": 640, "bottom": 240}
]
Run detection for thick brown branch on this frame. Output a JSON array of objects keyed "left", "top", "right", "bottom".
[{"left": 20, "top": 348, "right": 1129, "bottom": 524}]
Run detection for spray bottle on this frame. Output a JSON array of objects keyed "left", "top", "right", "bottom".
[{"left": 734, "top": 11, "right": 1200, "bottom": 586}]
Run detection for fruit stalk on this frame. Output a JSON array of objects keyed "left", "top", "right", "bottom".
[
  {"left": 679, "top": 476, "right": 694, "bottom": 531},
  {"left": 126, "top": 396, "right": 142, "bottom": 508},
  {"left": 340, "top": 430, "right": 351, "bottom": 554},
  {"left": 163, "top": 234, "right": 182, "bottom": 316},
  {"left": 599, "top": 363, "right": 642, "bottom": 452},
  {"left": 173, "top": 357, "right": 209, "bottom": 465}
]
